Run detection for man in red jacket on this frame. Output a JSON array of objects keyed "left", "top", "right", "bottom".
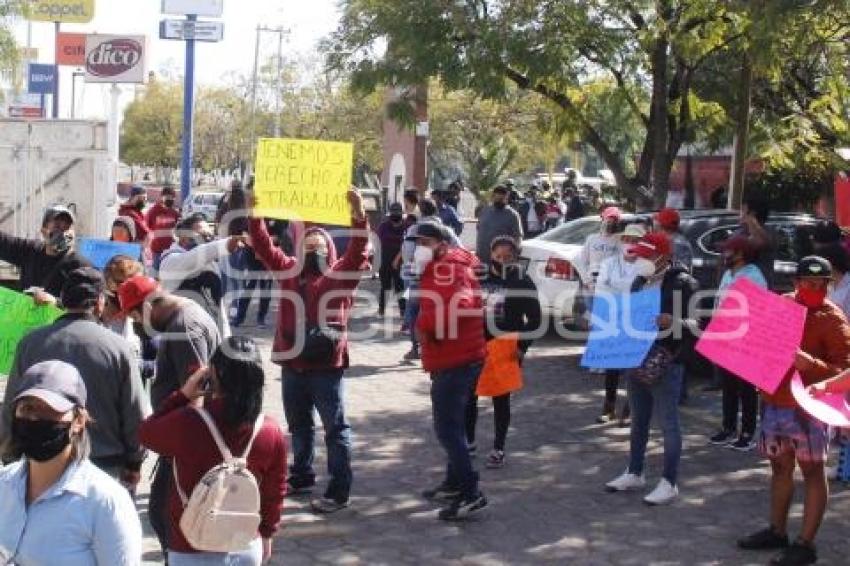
[
  {"left": 118, "top": 185, "right": 151, "bottom": 244},
  {"left": 414, "top": 221, "right": 489, "bottom": 521},
  {"left": 146, "top": 185, "right": 181, "bottom": 271},
  {"left": 248, "top": 188, "right": 369, "bottom": 514}
]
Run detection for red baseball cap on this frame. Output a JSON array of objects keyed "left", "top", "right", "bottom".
[
  {"left": 601, "top": 206, "right": 622, "bottom": 221},
  {"left": 720, "top": 235, "right": 758, "bottom": 261},
  {"left": 654, "top": 208, "right": 680, "bottom": 230},
  {"left": 628, "top": 232, "right": 672, "bottom": 259},
  {"left": 117, "top": 275, "right": 159, "bottom": 316}
]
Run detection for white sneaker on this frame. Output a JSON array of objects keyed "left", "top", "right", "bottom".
[
  {"left": 826, "top": 466, "right": 838, "bottom": 481},
  {"left": 605, "top": 470, "right": 646, "bottom": 492},
  {"left": 643, "top": 478, "right": 679, "bottom": 506}
]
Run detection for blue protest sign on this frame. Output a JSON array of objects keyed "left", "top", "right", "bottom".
[
  {"left": 27, "top": 63, "right": 56, "bottom": 95},
  {"left": 78, "top": 238, "right": 142, "bottom": 271},
  {"left": 581, "top": 287, "right": 661, "bottom": 370}
]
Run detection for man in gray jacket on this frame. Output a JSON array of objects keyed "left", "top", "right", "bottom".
[
  {"left": 476, "top": 185, "right": 523, "bottom": 266},
  {"left": 0, "top": 267, "right": 150, "bottom": 491}
]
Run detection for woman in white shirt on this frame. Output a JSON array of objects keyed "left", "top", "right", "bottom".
[
  {"left": 594, "top": 223, "right": 646, "bottom": 424},
  {"left": 0, "top": 360, "right": 142, "bottom": 566}
]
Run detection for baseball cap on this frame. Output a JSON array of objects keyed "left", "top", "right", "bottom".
[
  {"left": 654, "top": 208, "right": 680, "bottom": 229},
  {"left": 720, "top": 235, "right": 758, "bottom": 260},
  {"left": 409, "top": 221, "right": 452, "bottom": 243},
  {"left": 492, "top": 185, "right": 509, "bottom": 195},
  {"left": 42, "top": 205, "right": 76, "bottom": 227},
  {"left": 117, "top": 275, "right": 159, "bottom": 315},
  {"left": 621, "top": 223, "right": 647, "bottom": 239},
  {"left": 61, "top": 267, "right": 105, "bottom": 309},
  {"left": 389, "top": 202, "right": 403, "bottom": 214},
  {"left": 629, "top": 232, "right": 672, "bottom": 259},
  {"left": 129, "top": 185, "right": 146, "bottom": 197},
  {"left": 13, "top": 360, "right": 87, "bottom": 413},
  {"left": 796, "top": 256, "right": 832, "bottom": 279},
  {"left": 601, "top": 206, "right": 622, "bottom": 221}
]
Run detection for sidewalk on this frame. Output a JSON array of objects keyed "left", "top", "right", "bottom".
[{"left": 131, "top": 305, "right": 850, "bottom": 565}]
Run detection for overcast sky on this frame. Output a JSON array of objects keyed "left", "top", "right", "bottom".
[{"left": 13, "top": 0, "right": 341, "bottom": 119}]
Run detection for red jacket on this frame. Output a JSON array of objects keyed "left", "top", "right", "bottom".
[
  {"left": 138, "top": 392, "right": 287, "bottom": 553},
  {"left": 764, "top": 297, "right": 850, "bottom": 408},
  {"left": 249, "top": 217, "right": 370, "bottom": 369},
  {"left": 416, "top": 247, "right": 487, "bottom": 372},
  {"left": 146, "top": 203, "right": 181, "bottom": 254},
  {"left": 117, "top": 204, "right": 151, "bottom": 244}
]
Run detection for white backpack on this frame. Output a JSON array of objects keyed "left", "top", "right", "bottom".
[{"left": 174, "top": 407, "right": 265, "bottom": 552}]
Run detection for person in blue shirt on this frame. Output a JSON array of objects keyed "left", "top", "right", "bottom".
[
  {"left": 0, "top": 360, "right": 141, "bottom": 565},
  {"left": 709, "top": 236, "right": 768, "bottom": 451},
  {"left": 432, "top": 189, "right": 464, "bottom": 236}
]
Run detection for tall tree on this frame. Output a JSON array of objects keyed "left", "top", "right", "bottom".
[{"left": 328, "top": 0, "right": 826, "bottom": 208}]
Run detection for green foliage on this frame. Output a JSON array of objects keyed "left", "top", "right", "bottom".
[
  {"left": 120, "top": 81, "right": 183, "bottom": 169},
  {"left": 744, "top": 167, "right": 831, "bottom": 212}
]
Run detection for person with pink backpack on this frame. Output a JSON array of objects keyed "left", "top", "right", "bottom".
[{"left": 139, "top": 337, "right": 287, "bottom": 565}]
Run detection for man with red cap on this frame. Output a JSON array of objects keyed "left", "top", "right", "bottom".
[
  {"left": 605, "top": 232, "right": 701, "bottom": 506},
  {"left": 708, "top": 235, "right": 768, "bottom": 450},
  {"left": 117, "top": 274, "right": 221, "bottom": 556},
  {"left": 654, "top": 207, "right": 693, "bottom": 271}
]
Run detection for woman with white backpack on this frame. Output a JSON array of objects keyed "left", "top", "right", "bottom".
[{"left": 139, "top": 336, "right": 287, "bottom": 565}]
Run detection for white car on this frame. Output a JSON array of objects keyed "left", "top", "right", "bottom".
[{"left": 520, "top": 217, "right": 603, "bottom": 320}]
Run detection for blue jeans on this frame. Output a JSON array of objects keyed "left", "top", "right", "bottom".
[
  {"left": 282, "top": 367, "right": 352, "bottom": 502},
  {"left": 431, "top": 363, "right": 483, "bottom": 499},
  {"left": 404, "top": 283, "right": 420, "bottom": 349},
  {"left": 168, "top": 538, "right": 262, "bottom": 565},
  {"left": 627, "top": 363, "right": 684, "bottom": 485}
]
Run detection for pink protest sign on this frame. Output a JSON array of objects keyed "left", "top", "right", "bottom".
[
  {"left": 790, "top": 373, "right": 850, "bottom": 427},
  {"left": 695, "top": 278, "right": 806, "bottom": 394}
]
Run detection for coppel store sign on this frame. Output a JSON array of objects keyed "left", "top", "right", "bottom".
[
  {"left": 26, "top": 0, "right": 95, "bottom": 24},
  {"left": 85, "top": 34, "right": 147, "bottom": 84}
]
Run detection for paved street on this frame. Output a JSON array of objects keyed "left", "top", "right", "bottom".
[{"left": 130, "top": 283, "right": 850, "bottom": 566}]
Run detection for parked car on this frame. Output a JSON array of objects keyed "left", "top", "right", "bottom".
[
  {"left": 182, "top": 191, "right": 224, "bottom": 222},
  {"left": 521, "top": 209, "right": 822, "bottom": 321}
]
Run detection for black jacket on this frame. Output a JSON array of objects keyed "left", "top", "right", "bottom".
[
  {"left": 631, "top": 265, "right": 701, "bottom": 360},
  {"left": 481, "top": 266, "right": 543, "bottom": 353},
  {"left": 0, "top": 231, "right": 90, "bottom": 297}
]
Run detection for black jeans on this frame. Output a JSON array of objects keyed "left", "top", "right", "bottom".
[
  {"left": 466, "top": 394, "right": 511, "bottom": 452},
  {"left": 378, "top": 264, "right": 404, "bottom": 313},
  {"left": 720, "top": 366, "right": 758, "bottom": 436},
  {"left": 148, "top": 457, "right": 172, "bottom": 553},
  {"left": 605, "top": 370, "right": 621, "bottom": 405},
  {"left": 234, "top": 276, "right": 272, "bottom": 324}
]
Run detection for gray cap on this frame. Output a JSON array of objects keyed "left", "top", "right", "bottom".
[
  {"left": 409, "top": 220, "right": 452, "bottom": 243},
  {"left": 42, "top": 205, "right": 76, "bottom": 227},
  {"left": 13, "top": 360, "right": 87, "bottom": 413}
]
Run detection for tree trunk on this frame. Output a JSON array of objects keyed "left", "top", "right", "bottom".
[
  {"left": 649, "top": 35, "right": 671, "bottom": 209},
  {"left": 728, "top": 57, "right": 753, "bottom": 211}
]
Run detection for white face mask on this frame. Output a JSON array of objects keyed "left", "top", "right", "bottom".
[
  {"left": 633, "top": 258, "right": 656, "bottom": 278},
  {"left": 413, "top": 245, "right": 435, "bottom": 274}
]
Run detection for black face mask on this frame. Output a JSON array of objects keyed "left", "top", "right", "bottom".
[
  {"left": 304, "top": 251, "right": 328, "bottom": 274},
  {"left": 47, "top": 230, "right": 74, "bottom": 254},
  {"left": 390, "top": 214, "right": 403, "bottom": 222},
  {"left": 490, "top": 260, "right": 518, "bottom": 279},
  {"left": 163, "top": 198, "right": 175, "bottom": 208},
  {"left": 135, "top": 200, "right": 146, "bottom": 211},
  {"left": 493, "top": 201, "right": 507, "bottom": 210},
  {"left": 12, "top": 417, "right": 72, "bottom": 462}
]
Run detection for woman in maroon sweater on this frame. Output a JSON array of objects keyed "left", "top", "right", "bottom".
[{"left": 139, "top": 336, "right": 287, "bottom": 564}]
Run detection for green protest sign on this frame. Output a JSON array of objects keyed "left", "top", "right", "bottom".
[{"left": 0, "top": 286, "right": 63, "bottom": 376}]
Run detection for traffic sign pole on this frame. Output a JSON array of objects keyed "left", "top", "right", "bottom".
[
  {"left": 53, "top": 21, "right": 60, "bottom": 118},
  {"left": 180, "top": 14, "right": 197, "bottom": 203}
]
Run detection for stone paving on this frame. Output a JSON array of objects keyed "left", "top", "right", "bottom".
[{"left": 130, "top": 285, "right": 850, "bottom": 566}]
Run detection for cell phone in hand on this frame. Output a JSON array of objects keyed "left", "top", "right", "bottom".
[{"left": 23, "top": 287, "right": 43, "bottom": 296}]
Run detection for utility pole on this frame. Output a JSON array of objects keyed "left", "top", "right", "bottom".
[{"left": 247, "top": 26, "right": 287, "bottom": 176}]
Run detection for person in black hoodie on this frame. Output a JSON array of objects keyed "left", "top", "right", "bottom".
[
  {"left": 0, "top": 205, "right": 90, "bottom": 306},
  {"left": 605, "top": 232, "right": 700, "bottom": 506},
  {"left": 465, "top": 236, "right": 542, "bottom": 468}
]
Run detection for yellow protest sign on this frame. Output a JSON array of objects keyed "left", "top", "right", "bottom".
[
  {"left": 254, "top": 138, "right": 354, "bottom": 227},
  {"left": 26, "top": 0, "right": 96, "bottom": 24}
]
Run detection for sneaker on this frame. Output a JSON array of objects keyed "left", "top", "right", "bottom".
[
  {"left": 422, "top": 482, "right": 461, "bottom": 502},
  {"left": 826, "top": 466, "right": 838, "bottom": 481},
  {"left": 729, "top": 434, "right": 755, "bottom": 452},
  {"left": 737, "top": 526, "right": 790, "bottom": 550},
  {"left": 605, "top": 470, "right": 646, "bottom": 492},
  {"left": 285, "top": 477, "right": 315, "bottom": 496},
  {"left": 310, "top": 497, "right": 349, "bottom": 514},
  {"left": 769, "top": 540, "right": 817, "bottom": 566},
  {"left": 596, "top": 411, "right": 616, "bottom": 424},
  {"left": 437, "top": 492, "right": 488, "bottom": 521},
  {"left": 485, "top": 450, "right": 505, "bottom": 469},
  {"left": 643, "top": 478, "right": 678, "bottom": 506},
  {"left": 402, "top": 347, "right": 420, "bottom": 361},
  {"left": 710, "top": 429, "right": 736, "bottom": 445}
]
